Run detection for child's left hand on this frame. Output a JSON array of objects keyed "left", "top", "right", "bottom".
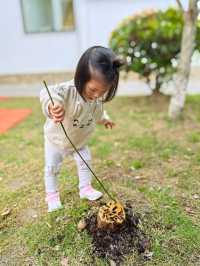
[{"left": 102, "top": 119, "right": 115, "bottom": 129}]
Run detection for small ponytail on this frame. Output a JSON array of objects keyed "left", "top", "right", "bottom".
[{"left": 113, "top": 57, "right": 125, "bottom": 70}]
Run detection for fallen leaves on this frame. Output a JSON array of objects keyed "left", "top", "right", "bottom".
[
  {"left": 192, "top": 194, "right": 199, "bottom": 200},
  {"left": 45, "top": 222, "right": 52, "bottom": 228},
  {"left": 185, "top": 207, "right": 195, "bottom": 215},
  {"left": 60, "top": 257, "right": 69, "bottom": 266},
  {"left": 77, "top": 219, "right": 87, "bottom": 231},
  {"left": 134, "top": 175, "right": 142, "bottom": 180},
  {"left": 143, "top": 251, "right": 154, "bottom": 260},
  {"left": 1, "top": 208, "right": 11, "bottom": 218},
  {"left": 109, "top": 259, "right": 117, "bottom": 266}
]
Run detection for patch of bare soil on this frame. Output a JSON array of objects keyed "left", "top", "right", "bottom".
[
  {"left": 0, "top": 243, "right": 36, "bottom": 266},
  {"left": 85, "top": 201, "right": 151, "bottom": 265},
  {"left": 7, "top": 178, "right": 26, "bottom": 192},
  {"left": 19, "top": 208, "right": 38, "bottom": 224}
]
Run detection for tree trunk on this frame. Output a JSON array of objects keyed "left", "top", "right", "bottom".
[{"left": 168, "top": 0, "right": 198, "bottom": 119}]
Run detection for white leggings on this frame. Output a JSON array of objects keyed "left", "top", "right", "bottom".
[{"left": 44, "top": 138, "right": 92, "bottom": 193}]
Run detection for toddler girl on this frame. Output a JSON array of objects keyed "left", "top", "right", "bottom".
[{"left": 40, "top": 46, "right": 123, "bottom": 212}]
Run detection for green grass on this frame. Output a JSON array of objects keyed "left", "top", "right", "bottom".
[
  {"left": 187, "top": 131, "right": 200, "bottom": 143},
  {"left": 0, "top": 95, "right": 200, "bottom": 265},
  {"left": 131, "top": 159, "right": 144, "bottom": 169}
]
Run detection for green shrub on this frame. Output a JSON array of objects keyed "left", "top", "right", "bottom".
[{"left": 109, "top": 8, "right": 200, "bottom": 92}]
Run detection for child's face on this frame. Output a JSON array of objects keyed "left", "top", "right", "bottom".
[{"left": 83, "top": 79, "right": 111, "bottom": 101}]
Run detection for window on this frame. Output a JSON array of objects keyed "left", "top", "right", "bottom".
[{"left": 21, "top": 0, "right": 75, "bottom": 33}]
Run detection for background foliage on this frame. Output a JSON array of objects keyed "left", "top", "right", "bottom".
[{"left": 110, "top": 8, "right": 200, "bottom": 92}]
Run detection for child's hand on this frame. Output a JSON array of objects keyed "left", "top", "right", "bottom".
[
  {"left": 48, "top": 103, "right": 65, "bottom": 123},
  {"left": 101, "top": 119, "right": 115, "bottom": 129}
]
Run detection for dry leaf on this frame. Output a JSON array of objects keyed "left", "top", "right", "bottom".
[
  {"left": 45, "top": 222, "right": 52, "bottom": 228},
  {"left": 56, "top": 216, "right": 62, "bottom": 223},
  {"left": 143, "top": 251, "right": 153, "bottom": 260},
  {"left": 54, "top": 245, "right": 60, "bottom": 251},
  {"left": 134, "top": 175, "right": 142, "bottom": 180},
  {"left": 1, "top": 208, "right": 11, "bottom": 217},
  {"left": 185, "top": 207, "right": 195, "bottom": 215},
  {"left": 193, "top": 194, "right": 199, "bottom": 200},
  {"left": 109, "top": 259, "right": 117, "bottom": 266},
  {"left": 77, "top": 219, "right": 87, "bottom": 231},
  {"left": 61, "top": 257, "right": 69, "bottom": 266}
]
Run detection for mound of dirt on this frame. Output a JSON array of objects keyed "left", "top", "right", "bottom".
[{"left": 85, "top": 201, "right": 151, "bottom": 264}]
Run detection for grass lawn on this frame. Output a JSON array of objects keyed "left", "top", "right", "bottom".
[{"left": 0, "top": 95, "right": 200, "bottom": 265}]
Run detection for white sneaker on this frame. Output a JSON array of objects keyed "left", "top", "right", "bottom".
[
  {"left": 79, "top": 185, "right": 103, "bottom": 201},
  {"left": 45, "top": 192, "right": 63, "bottom": 212}
]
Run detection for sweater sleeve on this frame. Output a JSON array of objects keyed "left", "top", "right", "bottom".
[
  {"left": 101, "top": 110, "right": 110, "bottom": 121},
  {"left": 96, "top": 101, "right": 111, "bottom": 122},
  {"left": 40, "top": 83, "right": 67, "bottom": 118}
]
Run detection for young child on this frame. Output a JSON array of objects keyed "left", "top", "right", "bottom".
[{"left": 40, "top": 46, "right": 123, "bottom": 212}]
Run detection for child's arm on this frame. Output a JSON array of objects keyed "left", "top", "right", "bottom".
[
  {"left": 97, "top": 110, "right": 115, "bottom": 129},
  {"left": 40, "top": 83, "right": 66, "bottom": 120}
]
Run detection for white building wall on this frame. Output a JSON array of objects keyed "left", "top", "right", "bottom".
[
  {"left": 0, "top": 0, "right": 79, "bottom": 75},
  {"left": 0, "top": 0, "right": 188, "bottom": 75},
  {"left": 86, "top": 0, "right": 181, "bottom": 47}
]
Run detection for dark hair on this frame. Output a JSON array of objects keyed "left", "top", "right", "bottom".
[{"left": 74, "top": 46, "right": 124, "bottom": 102}]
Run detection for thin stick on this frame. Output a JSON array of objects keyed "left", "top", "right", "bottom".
[{"left": 43, "top": 80, "right": 115, "bottom": 201}]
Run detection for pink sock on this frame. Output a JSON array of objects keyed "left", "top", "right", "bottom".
[{"left": 46, "top": 191, "right": 59, "bottom": 202}]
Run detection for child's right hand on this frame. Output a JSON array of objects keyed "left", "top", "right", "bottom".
[{"left": 48, "top": 103, "right": 65, "bottom": 123}]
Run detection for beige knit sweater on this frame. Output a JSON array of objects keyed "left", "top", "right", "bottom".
[{"left": 40, "top": 80, "right": 109, "bottom": 151}]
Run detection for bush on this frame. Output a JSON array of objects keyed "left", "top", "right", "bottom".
[{"left": 109, "top": 8, "right": 200, "bottom": 92}]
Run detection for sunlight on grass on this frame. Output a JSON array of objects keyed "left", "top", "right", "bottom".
[{"left": 1, "top": 96, "right": 200, "bottom": 265}]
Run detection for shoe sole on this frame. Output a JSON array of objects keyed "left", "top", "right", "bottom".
[{"left": 80, "top": 194, "right": 103, "bottom": 201}]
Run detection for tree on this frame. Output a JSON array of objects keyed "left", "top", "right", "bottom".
[
  {"left": 109, "top": 8, "right": 184, "bottom": 93},
  {"left": 168, "top": 0, "right": 199, "bottom": 119},
  {"left": 109, "top": 3, "right": 200, "bottom": 104}
]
